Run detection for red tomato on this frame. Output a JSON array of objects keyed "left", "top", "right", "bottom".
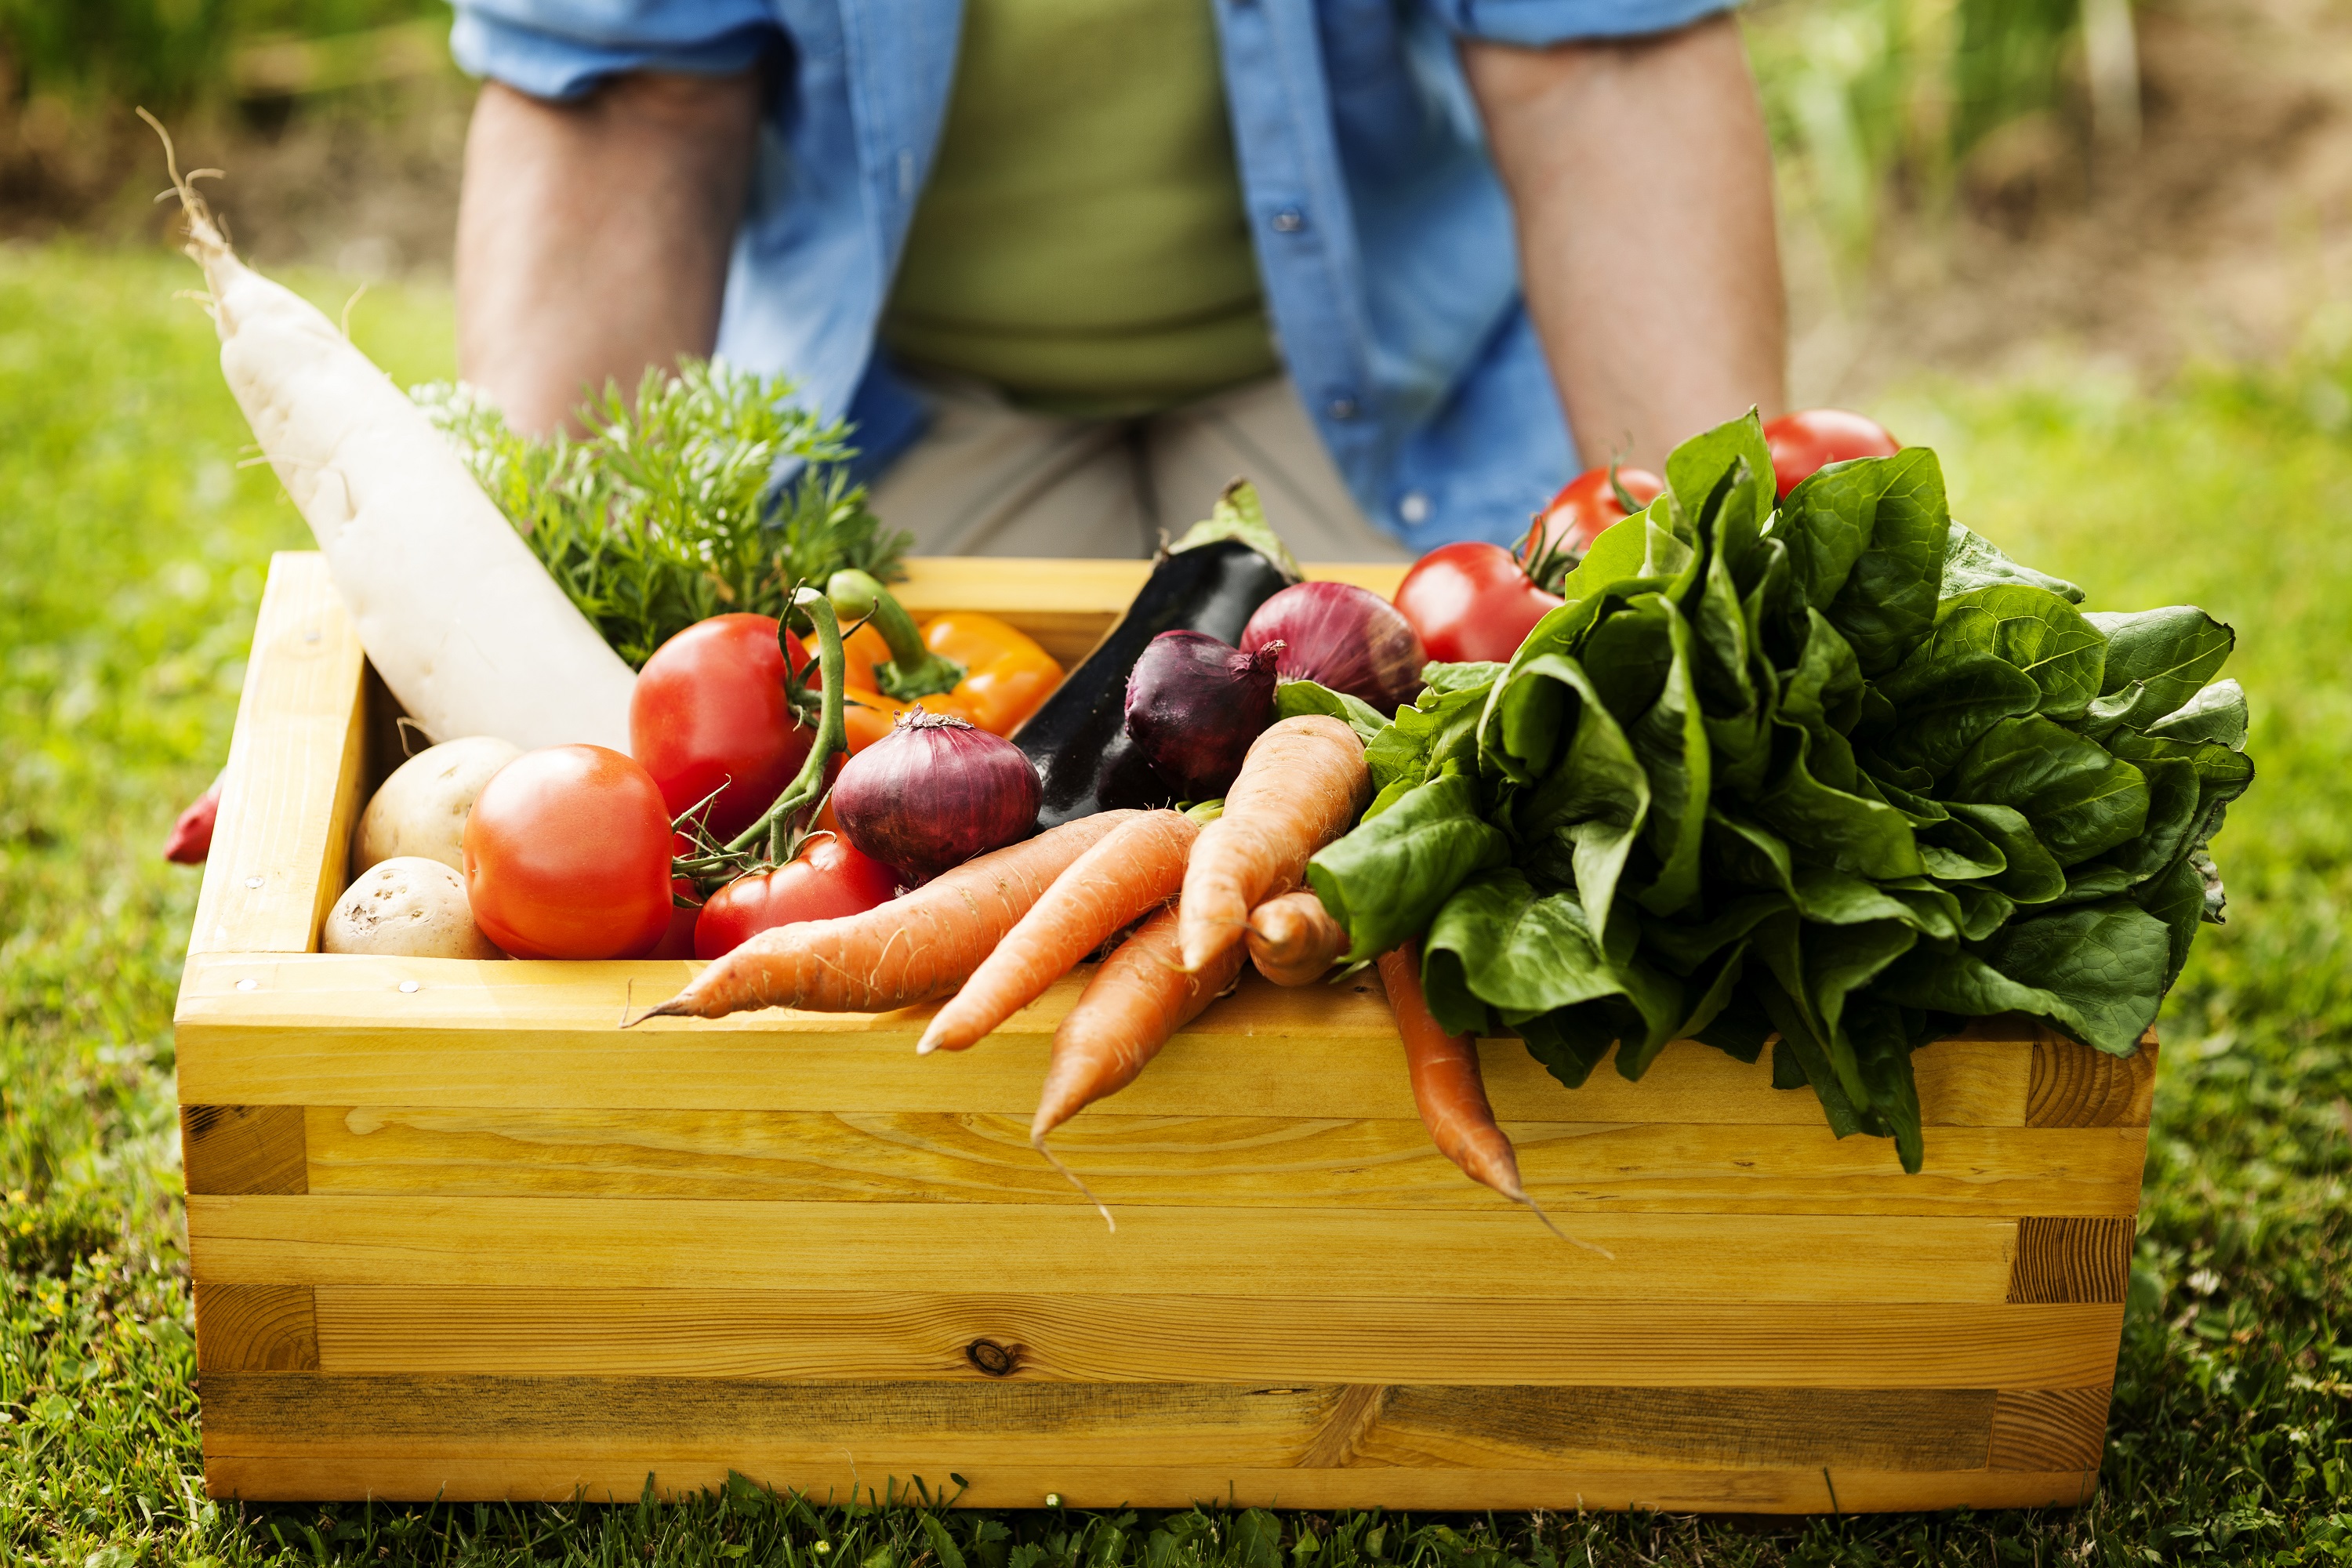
[
  {"left": 1392, "top": 542, "right": 1564, "bottom": 664},
  {"left": 462, "top": 745, "right": 674, "bottom": 960},
  {"left": 694, "top": 835, "right": 901, "bottom": 960},
  {"left": 1762, "top": 409, "right": 1900, "bottom": 499},
  {"left": 1538, "top": 465, "right": 1665, "bottom": 554},
  {"left": 631, "top": 614, "right": 814, "bottom": 842}
]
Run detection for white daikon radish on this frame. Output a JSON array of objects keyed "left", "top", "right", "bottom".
[{"left": 150, "top": 116, "right": 634, "bottom": 751}]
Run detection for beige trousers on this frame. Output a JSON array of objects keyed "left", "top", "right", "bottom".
[{"left": 868, "top": 374, "right": 1412, "bottom": 563}]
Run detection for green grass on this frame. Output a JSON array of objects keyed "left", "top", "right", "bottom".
[{"left": 2, "top": 242, "right": 2347, "bottom": 1565}]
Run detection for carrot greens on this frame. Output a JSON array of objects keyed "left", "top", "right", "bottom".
[{"left": 417, "top": 361, "right": 910, "bottom": 669}]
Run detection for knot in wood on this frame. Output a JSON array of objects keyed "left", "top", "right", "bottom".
[{"left": 964, "top": 1338, "right": 1019, "bottom": 1377}]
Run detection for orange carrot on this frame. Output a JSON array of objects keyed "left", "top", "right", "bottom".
[
  {"left": 1030, "top": 901, "right": 1247, "bottom": 1229},
  {"left": 916, "top": 808, "right": 1201, "bottom": 1054},
  {"left": 1376, "top": 942, "right": 1608, "bottom": 1254},
  {"left": 637, "top": 811, "right": 1138, "bottom": 1022},
  {"left": 1245, "top": 889, "right": 1351, "bottom": 986},
  {"left": 1178, "top": 716, "right": 1370, "bottom": 973}
]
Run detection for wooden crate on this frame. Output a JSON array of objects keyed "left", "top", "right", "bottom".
[{"left": 177, "top": 551, "right": 2154, "bottom": 1512}]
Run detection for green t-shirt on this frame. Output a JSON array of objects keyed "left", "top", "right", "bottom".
[{"left": 880, "top": 0, "right": 1279, "bottom": 416}]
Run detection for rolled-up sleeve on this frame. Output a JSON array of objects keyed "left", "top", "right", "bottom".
[
  {"left": 450, "top": 0, "right": 782, "bottom": 100},
  {"left": 1421, "top": 0, "right": 1736, "bottom": 45}
]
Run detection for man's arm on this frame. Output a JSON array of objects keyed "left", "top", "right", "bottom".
[
  {"left": 1462, "top": 15, "right": 1785, "bottom": 470},
  {"left": 456, "top": 70, "right": 763, "bottom": 435}
]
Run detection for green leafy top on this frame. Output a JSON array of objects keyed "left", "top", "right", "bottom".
[
  {"left": 416, "top": 360, "right": 911, "bottom": 669},
  {"left": 1306, "top": 412, "right": 2252, "bottom": 1171}
]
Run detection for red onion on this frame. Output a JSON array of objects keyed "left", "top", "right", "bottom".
[
  {"left": 1240, "top": 580, "right": 1426, "bottom": 713},
  {"left": 1123, "top": 630, "right": 1282, "bottom": 800},
  {"left": 833, "top": 710, "right": 1040, "bottom": 882}
]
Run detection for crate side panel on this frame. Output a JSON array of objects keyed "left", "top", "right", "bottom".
[
  {"left": 188, "top": 1195, "right": 2020, "bottom": 1299},
  {"left": 198, "top": 1374, "right": 1995, "bottom": 1472},
  {"left": 180, "top": 956, "right": 2038, "bottom": 1126},
  {"left": 310, "top": 1290, "right": 2126, "bottom": 1386},
  {"left": 201, "top": 1453, "right": 2098, "bottom": 1511},
  {"left": 301, "top": 1106, "right": 2146, "bottom": 1216},
  {"left": 185, "top": 553, "right": 367, "bottom": 960}
]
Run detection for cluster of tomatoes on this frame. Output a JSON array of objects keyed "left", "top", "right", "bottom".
[
  {"left": 1392, "top": 408, "right": 1896, "bottom": 662},
  {"left": 461, "top": 603, "right": 1061, "bottom": 964}
]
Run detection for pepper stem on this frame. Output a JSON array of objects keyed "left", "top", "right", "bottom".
[{"left": 827, "top": 568, "right": 965, "bottom": 701}]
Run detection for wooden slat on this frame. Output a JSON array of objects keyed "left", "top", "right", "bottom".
[
  {"left": 2027, "top": 1033, "right": 2158, "bottom": 1127},
  {"left": 307, "top": 1290, "right": 2126, "bottom": 1387},
  {"left": 2007, "top": 1217, "right": 2134, "bottom": 1304},
  {"left": 891, "top": 558, "right": 1406, "bottom": 667},
  {"left": 198, "top": 1374, "right": 1994, "bottom": 1472},
  {"left": 202, "top": 1454, "right": 2098, "bottom": 1511},
  {"left": 1987, "top": 1388, "right": 2111, "bottom": 1471},
  {"left": 301, "top": 1106, "right": 2146, "bottom": 1215},
  {"left": 177, "top": 955, "right": 2038, "bottom": 1126},
  {"left": 194, "top": 1284, "right": 319, "bottom": 1372},
  {"left": 187, "top": 1195, "right": 2021, "bottom": 1301},
  {"left": 184, "top": 552, "right": 367, "bottom": 960},
  {"left": 183, "top": 1105, "right": 307, "bottom": 1196}
]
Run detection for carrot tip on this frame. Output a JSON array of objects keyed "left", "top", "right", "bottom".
[
  {"left": 622, "top": 998, "right": 688, "bottom": 1028},
  {"left": 1032, "top": 1133, "right": 1116, "bottom": 1233},
  {"left": 1515, "top": 1189, "right": 1614, "bottom": 1260}
]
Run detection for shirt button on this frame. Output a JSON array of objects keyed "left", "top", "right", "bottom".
[
  {"left": 1270, "top": 208, "right": 1306, "bottom": 234},
  {"left": 1327, "top": 396, "right": 1359, "bottom": 421},
  {"left": 1398, "top": 491, "right": 1430, "bottom": 524}
]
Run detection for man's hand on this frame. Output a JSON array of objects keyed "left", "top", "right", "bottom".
[
  {"left": 456, "top": 70, "right": 763, "bottom": 435},
  {"left": 1464, "top": 15, "right": 1785, "bottom": 470}
]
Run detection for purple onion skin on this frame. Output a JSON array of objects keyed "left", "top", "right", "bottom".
[
  {"left": 833, "top": 713, "right": 1041, "bottom": 883},
  {"left": 1123, "top": 630, "right": 1282, "bottom": 800},
  {"left": 1241, "top": 580, "right": 1427, "bottom": 714}
]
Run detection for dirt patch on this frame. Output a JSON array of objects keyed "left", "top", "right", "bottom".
[
  {"left": 1793, "top": 0, "right": 2352, "bottom": 401},
  {"left": 0, "top": 78, "right": 467, "bottom": 281}
]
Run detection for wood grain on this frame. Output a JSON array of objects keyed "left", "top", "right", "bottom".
[
  {"left": 201, "top": 1454, "right": 2100, "bottom": 1511},
  {"left": 183, "top": 552, "right": 367, "bottom": 960},
  {"left": 309, "top": 1290, "right": 2125, "bottom": 1387},
  {"left": 300, "top": 1105, "right": 2147, "bottom": 1215},
  {"left": 2027, "top": 1033, "right": 2159, "bottom": 1128},
  {"left": 2008, "top": 1217, "right": 2135, "bottom": 1304},
  {"left": 1987, "top": 1388, "right": 2111, "bottom": 1472},
  {"left": 186, "top": 1195, "right": 2021, "bottom": 1300},
  {"left": 198, "top": 1374, "right": 1994, "bottom": 1472},
  {"left": 176, "top": 954, "right": 2037, "bottom": 1127},
  {"left": 183, "top": 1105, "right": 307, "bottom": 1196},
  {"left": 194, "top": 1284, "right": 318, "bottom": 1372}
]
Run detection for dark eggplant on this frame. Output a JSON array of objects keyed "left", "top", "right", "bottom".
[{"left": 1013, "top": 484, "right": 1299, "bottom": 826}]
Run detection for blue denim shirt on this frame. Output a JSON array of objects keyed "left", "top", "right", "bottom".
[{"left": 451, "top": 0, "right": 1726, "bottom": 546}]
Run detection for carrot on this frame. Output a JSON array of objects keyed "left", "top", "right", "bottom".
[
  {"left": 1245, "top": 889, "right": 1352, "bottom": 986},
  {"left": 1376, "top": 942, "right": 1609, "bottom": 1255},
  {"left": 916, "top": 809, "right": 1200, "bottom": 1054},
  {"left": 1030, "top": 902, "right": 1247, "bottom": 1229},
  {"left": 637, "top": 812, "right": 1138, "bottom": 1022},
  {"left": 1177, "top": 716, "right": 1369, "bottom": 973}
]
